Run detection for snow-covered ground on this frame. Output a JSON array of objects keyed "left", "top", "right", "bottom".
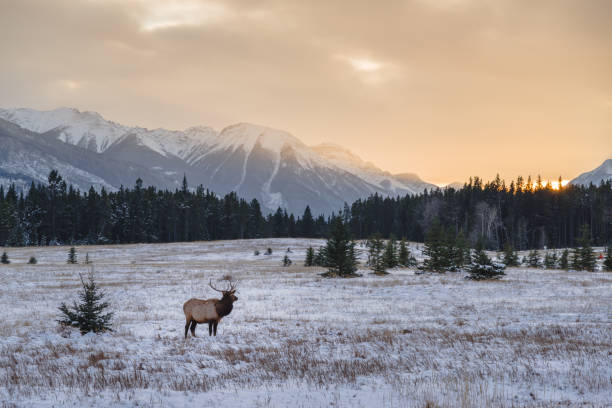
[{"left": 0, "top": 239, "right": 610, "bottom": 407}]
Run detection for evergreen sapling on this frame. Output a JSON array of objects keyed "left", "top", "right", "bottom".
[
  {"left": 67, "top": 247, "right": 77, "bottom": 264},
  {"left": 304, "top": 247, "right": 315, "bottom": 266},
  {"left": 466, "top": 239, "right": 505, "bottom": 280},
  {"left": 58, "top": 271, "right": 113, "bottom": 335}
]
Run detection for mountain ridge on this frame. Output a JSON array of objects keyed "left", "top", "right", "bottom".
[{"left": 0, "top": 107, "right": 438, "bottom": 214}]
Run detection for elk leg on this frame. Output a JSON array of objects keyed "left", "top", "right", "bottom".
[
  {"left": 190, "top": 321, "right": 197, "bottom": 337},
  {"left": 213, "top": 321, "right": 218, "bottom": 336},
  {"left": 208, "top": 322, "right": 213, "bottom": 336},
  {"left": 184, "top": 320, "right": 191, "bottom": 338}
]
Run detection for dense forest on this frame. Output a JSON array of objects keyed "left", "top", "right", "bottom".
[{"left": 0, "top": 171, "right": 610, "bottom": 249}]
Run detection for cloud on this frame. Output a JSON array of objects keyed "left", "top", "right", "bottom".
[
  {"left": 137, "top": 0, "right": 230, "bottom": 31},
  {"left": 0, "top": 0, "right": 610, "bottom": 182}
]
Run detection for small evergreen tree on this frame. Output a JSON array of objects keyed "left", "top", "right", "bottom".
[
  {"left": 282, "top": 254, "right": 292, "bottom": 267},
  {"left": 502, "top": 243, "right": 519, "bottom": 267},
  {"left": 570, "top": 247, "right": 581, "bottom": 270},
  {"left": 367, "top": 233, "right": 387, "bottom": 275},
  {"left": 543, "top": 252, "right": 557, "bottom": 269},
  {"left": 559, "top": 249, "right": 569, "bottom": 270},
  {"left": 398, "top": 238, "right": 417, "bottom": 267},
  {"left": 451, "top": 231, "right": 470, "bottom": 270},
  {"left": 304, "top": 246, "right": 315, "bottom": 266},
  {"left": 576, "top": 225, "right": 596, "bottom": 272},
  {"left": 254, "top": 249, "right": 260, "bottom": 256},
  {"left": 527, "top": 250, "right": 541, "bottom": 268},
  {"left": 603, "top": 246, "right": 612, "bottom": 272},
  {"left": 265, "top": 247, "right": 273, "bottom": 255},
  {"left": 28, "top": 256, "right": 37, "bottom": 264},
  {"left": 313, "top": 246, "right": 327, "bottom": 266},
  {"left": 382, "top": 237, "right": 398, "bottom": 269},
  {"left": 67, "top": 247, "right": 77, "bottom": 264},
  {"left": 1, "top": 252, "right": 9, "bottom": 264},
  {"left": 321, "top": 215, "right": 358, "bottom": 277},
  {"left": 421, "top": 219, "right": 449, "bottom": 272},
  {"left": 466, "top": 239, "right": 505, "bottom": 280},
  {"left": 58, "top": 271, "right": 113, "bottom": 335}
]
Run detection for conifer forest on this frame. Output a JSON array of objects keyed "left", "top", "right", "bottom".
[{"left": 0, "top": 171, "right": 610, "bottom": 249}]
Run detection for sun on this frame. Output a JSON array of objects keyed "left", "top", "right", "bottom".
[{"left": 545, "top": 180, "right": 570, "bottom": 190}]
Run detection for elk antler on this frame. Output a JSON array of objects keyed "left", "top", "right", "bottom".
[{"left": 209, "top": 279, "right": 224, "bottom": 293}]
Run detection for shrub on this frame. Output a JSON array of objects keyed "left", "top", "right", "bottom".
[
  {"left": 265, "top": 248, "right": 273, "bottom": 255},
  {"left": 28, "top": 256, "right": 37, "bottom": 264},
  {"left": 67, "top": 247, "right": 78, "bottom": 264},
  {"left": 466, "top": 240, "right": 505, "bottom": 280},
  {"left": 1, "top": 252, "right": 9, "bottom": 264},
  {"left": 282, "top": 254, "right": 292, "bottom": 267},
  {"left": 254, "top": 250, "right": 260, "bottom": 256}
]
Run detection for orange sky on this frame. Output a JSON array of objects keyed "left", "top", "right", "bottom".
[{"left": 0, "top": 0, "right": 610, "bottom": 184}]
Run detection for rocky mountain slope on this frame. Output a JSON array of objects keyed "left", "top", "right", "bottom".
[{"left": 0, "top": 107, "right": 437, "bottom": 214}]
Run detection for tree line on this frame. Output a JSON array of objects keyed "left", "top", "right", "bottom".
[
  {"left": 346, "top": 175, "right": 611, "bottom": 249},
  {"left": 0, "top": 171, "right": 610, "bottom": 249}
]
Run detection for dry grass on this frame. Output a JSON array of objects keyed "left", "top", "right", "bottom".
[{"left": 0, "top": 239, "right": 610, "bottom": 407}]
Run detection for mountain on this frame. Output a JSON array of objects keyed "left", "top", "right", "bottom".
[
  {"left": 571, "top": 159, "right": 612, "bottom": 186},
  {"left": 0, "top": 107, "right": 436, "bottom": 215}
]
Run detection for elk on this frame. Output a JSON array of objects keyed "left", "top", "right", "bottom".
[{"left": 183, "top": 280, "right": 238, "bottom": 338}]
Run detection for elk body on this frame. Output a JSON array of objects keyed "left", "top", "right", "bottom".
[{"left": 183, "top": 281, "right": 238, "bottom": 338}]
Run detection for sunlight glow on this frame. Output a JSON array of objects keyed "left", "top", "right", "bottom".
[
  {"left": 546, "top": 180, "right": 570, "bottom": 190},
  {"left": 140, "top": 1, "right": 228, "bottom": 31},
  {"left": 346, "top": 58, "right": 382, "bottom": 72}
]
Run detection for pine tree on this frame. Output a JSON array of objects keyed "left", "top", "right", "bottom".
[
  {"left": 421, "top": 219, "right": 448, "bottom": 272},
  {"left": 451, "top": 231, "right": 470, "bottom": 270},
  {"left": 67, "top": 247, "right": 77, "bottom": 264},
  {"left": 543, "top": 252, "right": 557, "bottom": 269},
  {"left": 313, "top": 246, "right": 327, "bottom": 266},
  {"left": 1, "top": 252, "right": 9, "bottom": 264},
  {"left": 576, "top": 225, "right": 596, "bottom": 272},
  {"left": 367, "top": 233, "right": 386, "bottom": 275},
  {"left": 527, "top": 250, "right": 541, "bottom": 268},
  {"left": 603, "top": 246, "right": 612, "bottom": 272},
  {"left": 282, "top": 254, "right": 292, "bottom": 267},
  {"left": 502, "top": 243, "right": 519, "bottom": 267},
  {"left": 398, "top": 238, "right": 417, "bottom": 267},
  {"left": 321, "top": 215, "right": 358, "bottom": 277},
  {"left": 304, "top": 246, "right": 315, "bottom": 266},
  {"left": 28, "top": 256, "right": 37, "bottom": 264},
  {"left": 265, "top": 247, "right": 273, "bottom": 255},
  {"left": 466, "top": 239, "right": 505, "bottom": 280},
  {"left": 58, "top": 271, "right": 113, "bottom": 335},
  {"left": 382, "top": 237, "right": 398, "bottom": 269},
  {"left": 570, "top": 247, "right": 582, "bottom": 270},
  {"left": 559, "top": 249, "right": 569, "bottom": 270}
]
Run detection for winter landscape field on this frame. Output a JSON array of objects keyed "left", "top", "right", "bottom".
[{"left": 0, "top": 239, "right": 611, "bottom": 407}]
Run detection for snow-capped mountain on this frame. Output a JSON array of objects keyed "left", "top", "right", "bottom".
[
  {"left": 571, "top": 159, "right": 612, "bottom": 186},
  {"left": 0, "top": 107, "right": 437, "bottom": 214}
]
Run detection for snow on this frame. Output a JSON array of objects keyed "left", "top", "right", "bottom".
[
  {"left": 0, "top": 239, "right": 610, "bottom": 407},
  {"left": 571, "top": 159, "right": 612, "bottom": 186},
  {"left": 1, "top": 108, "right": 435, "bottom": 206},
  {"left": 0, "top": 107, "right": 138, "bottom": 153},
  {"left": 313, "top": 143, "right": 423, "bottom": 195}
]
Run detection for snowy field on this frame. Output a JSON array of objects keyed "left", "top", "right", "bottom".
[{"left": 0, "top": 239, "right": 611, "bottom": 407}]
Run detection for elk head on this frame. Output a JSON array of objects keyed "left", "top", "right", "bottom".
[{"left": 209, "top": 279, "right": 238, "bottom": 302}]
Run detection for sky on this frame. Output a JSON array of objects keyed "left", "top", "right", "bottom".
[{"left": 0, "top": 0, "right": 610, "bottom": 185}]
